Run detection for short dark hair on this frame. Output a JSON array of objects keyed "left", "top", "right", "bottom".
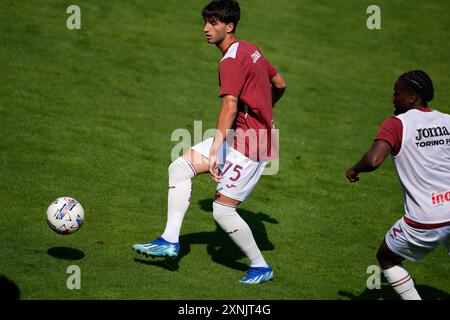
[
  {"left": 202, "top": 0, "right": 240, "bottom": 33},
  {"left": 399, "top": 70, "right": 434, "bottom": 103}
]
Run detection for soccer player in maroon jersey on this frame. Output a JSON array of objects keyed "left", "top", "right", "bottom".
[
  {"left": 133, "top": 0, "right": 286, "bottom": 284},
  {"left": 346, "top": 70, "right": 450, "bottom": 299}
]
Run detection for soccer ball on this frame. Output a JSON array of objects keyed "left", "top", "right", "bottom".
[{"left": 46, "top": 197, "right": 84, "bottom": 234}]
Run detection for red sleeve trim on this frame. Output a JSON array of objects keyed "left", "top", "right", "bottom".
[{"left": 375, "top": 116, "right": 403, "bottom": 155}]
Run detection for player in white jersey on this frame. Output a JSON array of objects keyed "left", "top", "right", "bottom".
[{"left": 346, "top": 70, "right": 450, "bottom": 300}]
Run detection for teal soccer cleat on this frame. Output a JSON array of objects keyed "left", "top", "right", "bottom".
[
  {"left": 132, "top": 236, "right": 180, "bottom": 258},
  {"left": 239, "top": 265, "right": 274, "bottom": 284}
]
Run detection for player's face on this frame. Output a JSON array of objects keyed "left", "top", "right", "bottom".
[
  {"left": 203, "top": 18, "right": 229, "bottom": 45},
  {"left": 392, "top": 80, "right": 413, "bottom": 115}
]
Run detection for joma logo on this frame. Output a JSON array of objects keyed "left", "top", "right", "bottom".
[{"left": 415, "top": 126, "right": 450, "bottom": 141}]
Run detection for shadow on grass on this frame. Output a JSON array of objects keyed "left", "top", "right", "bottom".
[
  {"left": 134, "top": 198, "right": 278, "bottom": 272},
  {"left": 47, "top": 247, "right": 85, "bottom": 260},
  {"left": 133, "top": 257, "right": 180, "bottom": 272},
  {"left": 0, "top": 276, "right": 20, "bottom": 300},
  {"left": 338, "top": 284, "right": 450, "bottom": 300}
]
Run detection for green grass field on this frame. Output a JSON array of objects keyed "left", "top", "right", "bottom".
[{"left": 1, "top": 0, "right": 449, "bottom": 300}]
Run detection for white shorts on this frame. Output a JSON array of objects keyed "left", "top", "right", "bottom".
[
  {"left": 191, "top": 137, "right": 268, "bottom": 202},
  {"left": 385, "top": 216, "right": 450, "bottom": 263}
]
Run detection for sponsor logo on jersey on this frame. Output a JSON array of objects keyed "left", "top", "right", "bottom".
[
  {"left": 431, "top": 190, "right": 450, "bottom": 206},
  {"left": 415, "top": 126, "right": 449, "bottom": 140},
  {"left": 414, "top": 126, "right": 450, "bottom": 147}
]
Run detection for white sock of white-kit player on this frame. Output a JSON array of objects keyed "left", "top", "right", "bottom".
[{"left": 383, "top": 265, "right": 421, "bottom": 300}]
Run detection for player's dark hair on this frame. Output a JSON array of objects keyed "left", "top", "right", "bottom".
[
  {"left": 399, "top": 70, "right": 434, "bottom": 104},
  {"left": 202, "top": 0, "right": 240, "bottom": 33}
]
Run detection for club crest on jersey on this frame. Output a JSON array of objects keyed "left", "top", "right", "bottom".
[
  {"left": 251, "top": 50, "right": 261, "bottom": 63},
  {"left": 415, "top": 126, "right": 450, "bottom": 141}
]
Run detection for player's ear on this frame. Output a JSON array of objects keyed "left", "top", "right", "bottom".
[{"left": 226, "top": 22, "right": 235, "bottom": 33}]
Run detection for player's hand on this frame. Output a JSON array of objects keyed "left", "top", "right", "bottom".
[
  {"left": 345, "top": 168, "right": 360, "bottom": 182},
  {"left": 209, "top": 153, "right": 222, "bottom": 182}
]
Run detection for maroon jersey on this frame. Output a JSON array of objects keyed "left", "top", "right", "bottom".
[{"left": 218, "top": 40, "right": 278, "bottom": 161}]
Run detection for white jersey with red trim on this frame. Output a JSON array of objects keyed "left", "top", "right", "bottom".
[{"left": 393, "top": 108, "right": 450, "bottom": 223}]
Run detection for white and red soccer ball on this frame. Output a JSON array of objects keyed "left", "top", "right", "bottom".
[{"left": 46, "top": 197, "right": 84, "bottom": 234}]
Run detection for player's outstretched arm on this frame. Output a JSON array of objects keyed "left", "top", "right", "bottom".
[
  {"left": 345, "top": 140, "right": 391, "bottom": 182},
  {"left": 271, "top": 73, "right": 287, "bottom": 107}
]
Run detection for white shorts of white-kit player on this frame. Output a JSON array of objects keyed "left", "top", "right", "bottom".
[
  {"left": 191, "top": 137, "right": 268, "bottom": 202},
  {"left": 385, "top": 216, "right": 450, "bottom": 263}
]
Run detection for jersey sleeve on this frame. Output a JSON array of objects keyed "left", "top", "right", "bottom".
[
  {"left": 258, "top": 50, "right": 278, "bottom": 79},
  {"left": 219, "top": 58, "right": 245, "bottom": 98},
  {"left": 375, "top": 116, "right": 403, "bottom": 155},
  {"left": 267, "top": 61, "right": 278, "bottom": 79}
]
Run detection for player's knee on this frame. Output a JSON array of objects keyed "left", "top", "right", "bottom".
[
  {"left": 212, "top": 200, "right": 236, "bottom": 223},
  {"left": 168, "top": 159, "right": 180, "bottom": 175},
  {"left": 376, "top": 246, "right": 400, "bottom": 270},
  {"left": 168, "top": 157, "right": 195, "bottom": 180}
]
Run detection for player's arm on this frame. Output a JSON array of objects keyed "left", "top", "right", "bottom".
[
  {"left": 271, "top": 73, "right": 287, "bottom": 107},
  {"left": 209, "top": 94, "right": 238, "bottom": 182},
  {"left": 345, "top": 140, "right": 391, "bottom": 182}
]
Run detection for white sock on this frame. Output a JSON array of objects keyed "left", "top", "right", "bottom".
[
  {"left": 212, "top": 201, "right": 269, "bottom": 268},
  {"left": 161, "top": 157, "right": 196, "bottom": 243},
  {"left": 383, "top": 265, "right": 421, "bottom": 300}
]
